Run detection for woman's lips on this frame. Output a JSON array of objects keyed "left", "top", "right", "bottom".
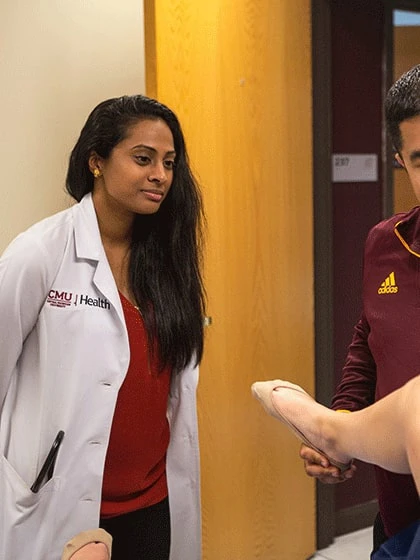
[{"left": 141, "top": 190, "right": 164, "bottom": 202}]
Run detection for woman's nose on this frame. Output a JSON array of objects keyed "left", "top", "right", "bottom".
[{"left": 148, "top": 162, "right": 166, "bottom": 183}]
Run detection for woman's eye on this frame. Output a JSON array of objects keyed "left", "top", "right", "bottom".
[
  {"left": 164, "top": 160, "right": 175, "bottom": 170},
  {"left": 135, "top": 155, "right": 150, "bottom": 165}
]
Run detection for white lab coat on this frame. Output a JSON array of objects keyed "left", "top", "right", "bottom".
[{"left": 0, "top": 193, "right": 201, "bottom": 560}]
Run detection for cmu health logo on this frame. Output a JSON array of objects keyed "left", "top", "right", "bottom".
[{"left": 46, "top": 290, "right": 111, "bottom": 309}]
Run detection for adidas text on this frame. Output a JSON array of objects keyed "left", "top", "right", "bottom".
[{"left": 377, "top": 286, "right": 398, "bottom": 294}]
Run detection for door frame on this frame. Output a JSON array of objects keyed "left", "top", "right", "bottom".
[
  {"left": 312, "top": 0, "right": 420, "bottom": 549},
  {"left": 311, "top": 0, "right": 335, "bottom": 549}
]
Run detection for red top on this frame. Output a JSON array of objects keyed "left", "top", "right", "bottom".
[
  {"left": 332, "top": 207, "right": 420, "bottom": 537},
  {"left": 100, "top": 293, "right": 171, "bottom": 517}
]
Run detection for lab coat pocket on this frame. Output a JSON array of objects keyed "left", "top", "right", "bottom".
[{"left": 0, "top": 454, "right": 60, "bottom": 559}]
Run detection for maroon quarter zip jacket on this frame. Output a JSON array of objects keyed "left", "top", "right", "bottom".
[{"left": 332, "top": 206, "right": 420, "bottom": 538}]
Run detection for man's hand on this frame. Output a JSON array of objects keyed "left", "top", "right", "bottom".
[{"left": 300, "top": 444, "right": 356, "bottom": 483}]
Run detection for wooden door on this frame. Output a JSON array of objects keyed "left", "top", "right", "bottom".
[{"left": 145, "top": 2, "right": 314, "bottom": 557}]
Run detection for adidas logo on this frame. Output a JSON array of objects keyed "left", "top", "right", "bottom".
[{"left": 378, "top": 272, "right": 399, "bottom": 294}]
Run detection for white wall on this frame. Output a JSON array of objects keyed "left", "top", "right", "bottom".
[{"left": 0, "top": 0, "right": 145, "bottom": 251}]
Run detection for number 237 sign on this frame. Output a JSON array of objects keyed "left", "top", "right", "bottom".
[{"left": 332, "top": 154, "right": 378, "bottom": 183}]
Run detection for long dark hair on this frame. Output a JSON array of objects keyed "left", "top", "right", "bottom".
[{"left": 66, "top": 95, "right": 205, "bottom": 372}]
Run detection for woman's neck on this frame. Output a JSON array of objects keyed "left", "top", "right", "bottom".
[
  {"left": 92, "top": 190, "right": 134, "bottom": 247},
  {"left": 92, "top": 190, "right": 136, "bottom": 303}
]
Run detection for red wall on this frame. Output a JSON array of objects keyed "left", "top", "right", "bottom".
[{"left": 331, "top": 0, "right": 384, "bottom": 511}]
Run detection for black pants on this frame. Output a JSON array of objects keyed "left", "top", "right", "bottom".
[
  {"left": 100, "top": 497, "right": 171, "bottom": 560},
  {"left": 372, "top": 511, "right": 388, "bottom": 553}
]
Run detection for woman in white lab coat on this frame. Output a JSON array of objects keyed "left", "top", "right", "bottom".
[{"left": 0, "top": 95, "right": 205, "bottom": 560}]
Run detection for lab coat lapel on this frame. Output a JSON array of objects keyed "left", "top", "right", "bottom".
[{"left": 72, "top": 193, "right": 124, "bottom": 323}]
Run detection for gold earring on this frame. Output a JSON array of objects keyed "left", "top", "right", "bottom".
[{"left": 93, "top": 169, "right": 101, "bottom": 178}]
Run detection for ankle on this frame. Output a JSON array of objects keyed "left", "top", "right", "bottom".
[{"left": 318, "top": 415, "right": 342, "bottom": 457}]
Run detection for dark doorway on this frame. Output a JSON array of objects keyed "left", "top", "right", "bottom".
[{"left": 311, "top": 0, "right": 420, "bottom": 550}]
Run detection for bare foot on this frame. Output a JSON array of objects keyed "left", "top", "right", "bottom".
[{"left": 252, "top": 379, "right": 352, "bottom": 470}]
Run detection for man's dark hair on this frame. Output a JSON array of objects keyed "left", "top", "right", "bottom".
[{"left": 385, "top": 64, "right": 420, "bottom": 153}]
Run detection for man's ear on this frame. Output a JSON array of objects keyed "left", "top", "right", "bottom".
[{"left": 395, "top": 152, "right": 405, "bottom": 168}]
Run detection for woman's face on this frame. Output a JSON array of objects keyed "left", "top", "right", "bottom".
[{"left": 91, "top": 118, "right": 175, "bottom": 217}]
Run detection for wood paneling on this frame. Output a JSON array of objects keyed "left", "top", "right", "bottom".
[{"left": 145, "top": 2, "right": 314, "bottom": 558}]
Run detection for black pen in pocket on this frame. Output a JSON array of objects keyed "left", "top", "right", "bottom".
[{"left": 30, "top": 430, "right": 65, "bottom": 493}]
